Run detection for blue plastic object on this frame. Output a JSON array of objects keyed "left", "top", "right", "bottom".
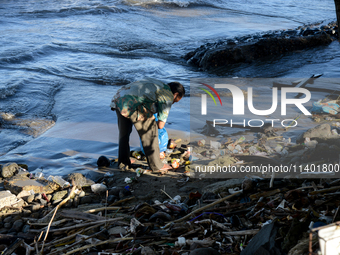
[
  {"left": 311, "top": 101, "right": 339, "bottom": 115},
  {"left": 140, "top": 114, "right": 169, "bottom": 153}
]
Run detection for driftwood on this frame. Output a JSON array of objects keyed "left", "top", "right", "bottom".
[
  {"left": 22, "top": 241, "right": 34, "bottom": 255},
  {"left": 48, "top": 228, "right": 107, "bottom": 255},
  {"left": 63, "top": 237, "right": 134, "bottom": 255},
  {"left": 84, "top": 206, "right": 122, "bottom": 214},
  {"left": 30, "top": 218, "right": 124, "bottom": 234},
  {"left": 43, "top": 223, "right": 103, "bottom": 249},
  {"left": 27, "top": 219, "right": 68, "bottom": 227},
  {"left": 309, "top": 185, "right": 340, "bottom": 195},
  {"left": 60, "top": 210, "right": 106, "bottom": 221},
  {"left": 222, "top": 229, "right": 260, "bottom": 236},
  {"left": 109, "top": 197, "right": 135, "bottom": 206},
  {"left": 163, "top": 191, "right": 241, "bottom": 229},
  {"left": 39, "top": 184, "right": 77, "bottom": 253},
  {"left": 249, "top": 188, "right": 283, "bottom": 200},
  {"left": 2, "top": 238, "right": 24, "bottom": 255},
  {"left": 0, "top": 234, "right": 18, "bottom": 244},
  {"left": 194, "top": 219, "right": 231, "bottom": 231}
]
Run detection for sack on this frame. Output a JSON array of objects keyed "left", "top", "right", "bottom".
[{"left": 140, "top": 114, "right": 168, "bottom": 154}]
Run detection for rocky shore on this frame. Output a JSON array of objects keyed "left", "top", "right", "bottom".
[
  {"left": 184, "top": 21, "right": 338, "bottom": 71},
  {"left": 1, "top": 106, "right": 340, "bottom": 254}
]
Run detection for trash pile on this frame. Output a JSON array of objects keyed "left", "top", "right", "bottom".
[
  {"left": 1, "top": 159, "right": 340, "bottom": 254},
  {"left": 127, "top": 138, "right": 192, "bottom": 173}
]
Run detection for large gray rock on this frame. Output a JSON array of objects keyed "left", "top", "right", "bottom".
[
  {"left": 66, "top": 173, "right": 94, "bottom": 187},
  {"left": 297, "top": 124, "right": 336, "bottom": 143},
  {"left": 52, "top": 190, "right": 68, "bottom": 203},
  {"left": 12, "top": 220, "right": 24, "bottom": 232},
  {"left": 4, "top": 175, "right": 59, "bottom": 195},
  {"left": 1, "top": 163, "right": 20, "bottom": 178},
  {"left": 202, "top": 179, "right": 243, "bottom": 194},
  {"left": 0, "top": 191, "right": 18, "bottom": 209}
]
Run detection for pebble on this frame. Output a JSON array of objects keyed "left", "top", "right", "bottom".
[
  {"left": 22, "top": 224, "right": 30, "bottom": 233},
  {"left": 12, "top": 220, "right": 23, "bottom": 232},
  {"left": 35, "top": 193, "right": 42, "bottom": 201},
  {"left": 4, "top": 217, "right": 12, "bottom": 223},
  {"left": 79, "top": 190, "right": 86, "bottom": 198},
  {"left": 22, "top": 209, "right": 32, "bottom": 216},
  {"left": 65, "top": 199, "right": 73, "bottom": 208},
  {"left": 39, "top": 198, "right": 47, "bottom": 206},
  {"left": 52, "top": 190, "right": 68, "bottom": 202},
  {"left": 0, "top": 228, "right": 7, "bottom": 234},
  {"left": 80, "top": 196, "right": 92, "bottom": 204},
  {"left": 31, "top": 204, "right": 41, "bottom": 211},
  {"left": 4, "top": 223, "right": 12, "bottom": 229},
  {"left": 1, "top": 163, "right": 20, "bottom": 178},
  {"left": 27, "top": 194, "right": 34, "bottom": 203},
  {"left": 15, "top": 199, "right": 25, "bottom": 208},
  {"left": 119, "top": 188, "right": 132, "bottom": 199},
  {"left": 73, "top": 196, "right": 80, "bottom": 207}
]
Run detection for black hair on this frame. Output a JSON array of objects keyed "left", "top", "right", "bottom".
[{"left": 168, "top": 82, "right": 185, "bottom": 98}]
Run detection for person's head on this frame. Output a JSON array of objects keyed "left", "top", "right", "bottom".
[{"left": 168, "top": 82, "right": 185, "bottom": 104}]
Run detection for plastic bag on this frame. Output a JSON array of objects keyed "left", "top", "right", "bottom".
[
  {"left": 311, "top": 100, "right": 339, "bottom": 115},
  {"left": 140, "top": 114, "right": 169, "bottom": 153}
]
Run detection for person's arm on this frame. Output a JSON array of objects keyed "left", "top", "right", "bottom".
[{"left": 157, "top": 120, "right": 165, "bottom": 129}]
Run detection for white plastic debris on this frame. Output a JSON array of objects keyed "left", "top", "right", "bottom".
[
  {"left": 173, "top": 195, "right": 181, "bottom": 203},
  {"left": 276, "top": 199, "right": 287, "bottom": 210},
  {"left": 228, "top": 187, "right": 242, "bottom": 194},
  {"left": 177, "top": 237, "right": 186, "bottom": 246},
  {"left": 210, "top": 140, "right": 221, "bottom": 149},
  {"left": 318, "top": 224, "right": 340, "bottom": 255},
  {"left": 274, "top": 145, "right": 283, "bottom": 153},
  {"left": 91, "top": 183, "right": 107, "bottom": 194},
  {"left": 124, "top": 177, "right": 133, "bottom": 184}
]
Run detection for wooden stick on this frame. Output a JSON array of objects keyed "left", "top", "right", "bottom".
[
  {"left": 163, "top": 191, "right": 241, "bottom": 229},
  {"left": 43, "top": 223, "right": 103, "bottom": 249},
  {"left": 40, "top": 184, "right": 77, "bottom": 254},
  {"left": 3, "top": 238, "right": 24, "bottom": 255},
  {"left": 63, "top": 237, "right": 134, "bottom": 255},
  {"left": 222, "top": 229, "right": 260, "bottom": 236},
  {"left": 309, "top": 185, "right": 340, "bottom": 195},
  {"left": 84, "top": 206, "right": 122, "bottom": 213},
  {"left": 30, "top": 218, "right": 123, "bottom": 233},
  {"left": 160, "top": 189, "right": 176, "bottom": 203},
  {"left": 109, "top": 197, "right": 135, "bottom": 206},
  {"left": 48, "top": 228, "right": 107, "bottom": 255},
  {"left": 22, "top": 241, "right": 34, "bottom": 255},
  {"left": 28, "top": 219, "right": 68, "bottom": 227}
]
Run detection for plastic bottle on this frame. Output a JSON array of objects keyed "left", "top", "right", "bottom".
[
  {"left": 34, "top": 168, "right": 44, "bottom": 179},
  {"left": 132, "top": 151, "right": 141, "bottom": 160},
  {"left": 171, "top": 159, "right": 180, "bottom": 168},
  {"left": 136, "top": 168, "right": 143, "bottom": 177},
  {"left": 47, "top": 176, "right": 70, "bottom": 189}
]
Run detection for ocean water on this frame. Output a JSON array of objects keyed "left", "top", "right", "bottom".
[{"left": 0, "top": 0, "right": 339, "bottom": 175}]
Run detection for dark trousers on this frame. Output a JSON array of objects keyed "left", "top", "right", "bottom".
[{"left": 116, "top": 110, "right": 163, "bottom": 171}]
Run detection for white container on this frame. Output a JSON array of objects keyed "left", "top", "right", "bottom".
[
  {"left": 177, "top": 237, "right": 186, "bottom": 246},
  {"left": 318, "top": 224, "right": 340, "bottom": 255}
]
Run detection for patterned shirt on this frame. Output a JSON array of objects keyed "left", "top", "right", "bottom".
[{"left": 110, "top": 77, "right": 174, "bottom": 122}]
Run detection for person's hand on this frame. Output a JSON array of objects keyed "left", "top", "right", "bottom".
[{"left": 157, "top": 120, "right": 165, "bottom": 129}]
